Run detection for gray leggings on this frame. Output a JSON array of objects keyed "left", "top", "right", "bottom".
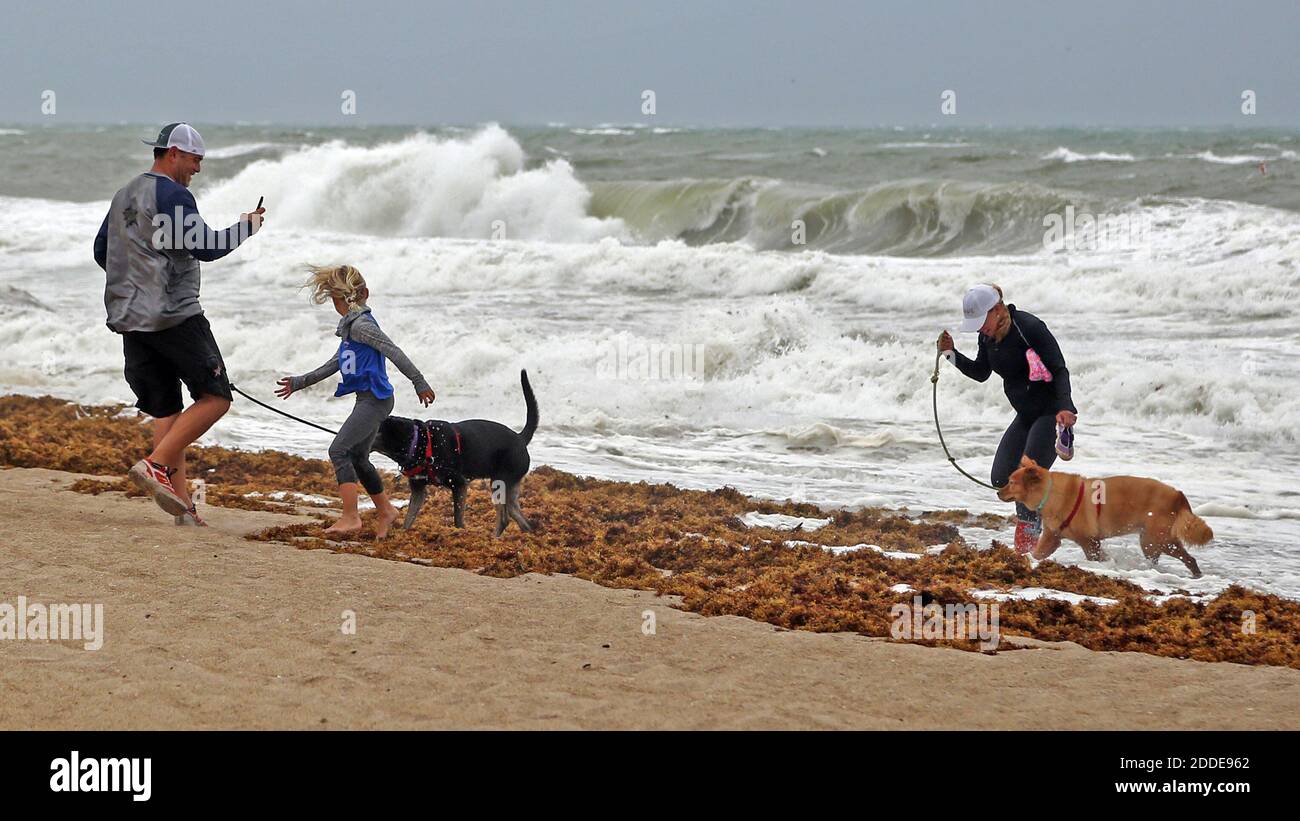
[
  {"left": 329, "top": 391, "right": 394, "bottom": 495},
  {"left": 990, "top": 412, "right": 1058, "bottom": 523}
]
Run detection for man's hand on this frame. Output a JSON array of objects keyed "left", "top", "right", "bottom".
[
  {"left": 937, "top": 330, "right": 954, "bottom": 353},
  {"left": 275, "top": 377, "right": 294, "bottom": 399},
  {"left": 241, "top": 203, "right": 266, "bottom": 235},
  {"left": 1056, "top": 410, "right": 1077, "bottom": 428},
  {"left": 418, "top": 388, "right": 435, "bottom": 407}
]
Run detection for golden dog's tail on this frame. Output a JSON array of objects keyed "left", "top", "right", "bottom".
[{"left": 1172, "top": 494, "right": 1214, "bottom": 545}]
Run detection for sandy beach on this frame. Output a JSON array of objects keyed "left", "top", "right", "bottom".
[{"left": 3, "top": 466, "right": 1298, "bottom": 730}]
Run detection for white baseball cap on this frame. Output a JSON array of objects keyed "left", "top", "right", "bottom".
[
  {"left": 141, "top": 122, "right": 206, "bottom": 157},
  {"left": 959, "top": 284, "right": 1001, "bottom": 332}
]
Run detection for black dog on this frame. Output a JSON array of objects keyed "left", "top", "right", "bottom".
[{"left": 373, "top": 369, "right": 538, "bottom": 537}]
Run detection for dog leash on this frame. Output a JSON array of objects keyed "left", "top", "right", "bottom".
[
  {"left": 237, "top": 359, "right": 996, "bottom": 493},
  {"left": 229, "top": 383, "right": 339, "bottom": 436},
  {"left": 931, "top": 350, "right": 997, "bottom": 491}
]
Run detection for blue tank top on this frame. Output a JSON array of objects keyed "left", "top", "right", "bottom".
[{"left": 334, "top": 314, "right": 395, "bottom": 400}]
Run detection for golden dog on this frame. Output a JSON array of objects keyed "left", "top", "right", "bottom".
[{"left": 997, "top": 456, "right": 1211, "bottom": 577}]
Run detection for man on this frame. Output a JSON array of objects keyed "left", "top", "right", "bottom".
[{"left": 93, "top": 122, "right": 266, "bottom": 525}]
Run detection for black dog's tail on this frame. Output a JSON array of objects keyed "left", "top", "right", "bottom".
[{"left": 519, "top": 369, "right": 539, "bottom": 445}]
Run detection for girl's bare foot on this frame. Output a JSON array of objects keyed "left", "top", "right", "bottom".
[
  {"left": 323, "top": 515, "right": 363, "bottom": 537},
  {"left": 374, "top": 506, "right": 400, "bottom": 539}
]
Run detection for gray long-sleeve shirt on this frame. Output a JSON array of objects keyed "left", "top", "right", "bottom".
[
  {"left": 289, "top": 308, "right": 431, "bottom": 396},
  {"left": 95, "top": 172, "right": 253, "bottom": 333}
]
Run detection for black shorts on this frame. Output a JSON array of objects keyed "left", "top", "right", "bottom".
[{"left": 122, "top": 314, "right": 233, "bottom": 418}]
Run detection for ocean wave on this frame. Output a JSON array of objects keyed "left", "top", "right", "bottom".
[
  {"left": 879, "top": 141, "right": 974, "bottom": 149},
  {"left": 1185, "top": 150, "right": 1296, "bottom": 165},
  {"left": 589, "top": 177, "right": 1082, "bottom": 255},
  {"left": 198, "top": 125, "right": 626, "bottom": 243},
  {"left": 193, "top": 126, "right": 1089, "bottom": 256},
  {"left": 768, "top": 423, "right": 917, "bottom": 450},
  {"left": 1193, "top": 503, "right": 1300, "bottom": 521},
  {"left": 0, "top": 284, "right": 52, "bottom": 314},
  {"left": 17, "top": 125, "right": 1300, "bottom": 271},
  {"left": 1042, "top": 147, "right": 1137, "bottom": 163},
  {"left": 203, "top": 142, "right": 286, "bottom": 160}
]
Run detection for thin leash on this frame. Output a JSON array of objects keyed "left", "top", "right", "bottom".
[
  {"left": 930, "top": 350, "right": 997, "bottom": 491},
  {"left": 234, "top": 362, "right": 991, "bottom": 491},
  {"left": 229, "top": 383, "right": 339, "bottom": 436}
]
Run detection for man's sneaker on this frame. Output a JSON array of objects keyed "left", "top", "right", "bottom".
[
  {"left": 1014, "top": 518, "right": 1042, "bottom": 555},
  {"left": 1055, "top": 423, "right": 1075, "bottom": 461},
  {"left": 175, "top": 504, "right": 208, "bottom": 527},
  {"left": 128, "top": 459, "right": 189, "bottom": 517}
]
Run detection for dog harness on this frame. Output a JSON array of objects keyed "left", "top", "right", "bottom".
[{"left": 400, "top": 420, "right": 464, "bottom": 488}]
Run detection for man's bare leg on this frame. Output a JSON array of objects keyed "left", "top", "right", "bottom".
[
  {"left": 148, "top": 395, "right": 229, "bottom": 483},
  {"left": 151, "top": 413, "right": 190, "bottom": 508}
]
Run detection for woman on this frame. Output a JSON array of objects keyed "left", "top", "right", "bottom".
[{"left": 937, "top": 284, "right": 1077, "bottom": 554}]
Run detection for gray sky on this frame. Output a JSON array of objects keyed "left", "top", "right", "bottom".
[{"left": 2, "top": 0, "right": 1298, "bottom": 126}]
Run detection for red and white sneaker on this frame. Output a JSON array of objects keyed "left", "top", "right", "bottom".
[
  {"left": 175, "top": 504, "right": 208, "bottom": 527},
  {"left": 1013, "top": 519, "right": 1042, "bottom": 555},
  {"left": 128, "top": 458, "right": 189, "bottom": 517}
]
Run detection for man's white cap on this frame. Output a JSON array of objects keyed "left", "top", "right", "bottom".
[
  {"left": 141, "top": 122, "right": 206, "bottom": 157},
  {"left": 959, "top": 284, "right": 1001, "bottom": 332}
]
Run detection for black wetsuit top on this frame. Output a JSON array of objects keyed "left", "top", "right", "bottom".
[{"left": 952, "top": 304, "right": 1076, "bottom": 419}]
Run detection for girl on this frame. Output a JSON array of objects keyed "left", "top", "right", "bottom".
[
  {"left": 275, "top": 264, "right": 435, "bottom": 538},
  {"left": 937, "top": 283, "right": 1077, "bottom": 554}
]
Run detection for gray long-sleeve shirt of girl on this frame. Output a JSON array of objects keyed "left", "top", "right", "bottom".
[{"left": 289, "top": 309, "right": 431, "bottom": 395}]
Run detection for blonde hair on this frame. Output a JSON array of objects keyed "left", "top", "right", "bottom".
[
  {"left": 303, "top": 264, "right": 368, "bottom": 310},
  {"left": 987, "top": 282, "right": 1004, "bottom": 301}
]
